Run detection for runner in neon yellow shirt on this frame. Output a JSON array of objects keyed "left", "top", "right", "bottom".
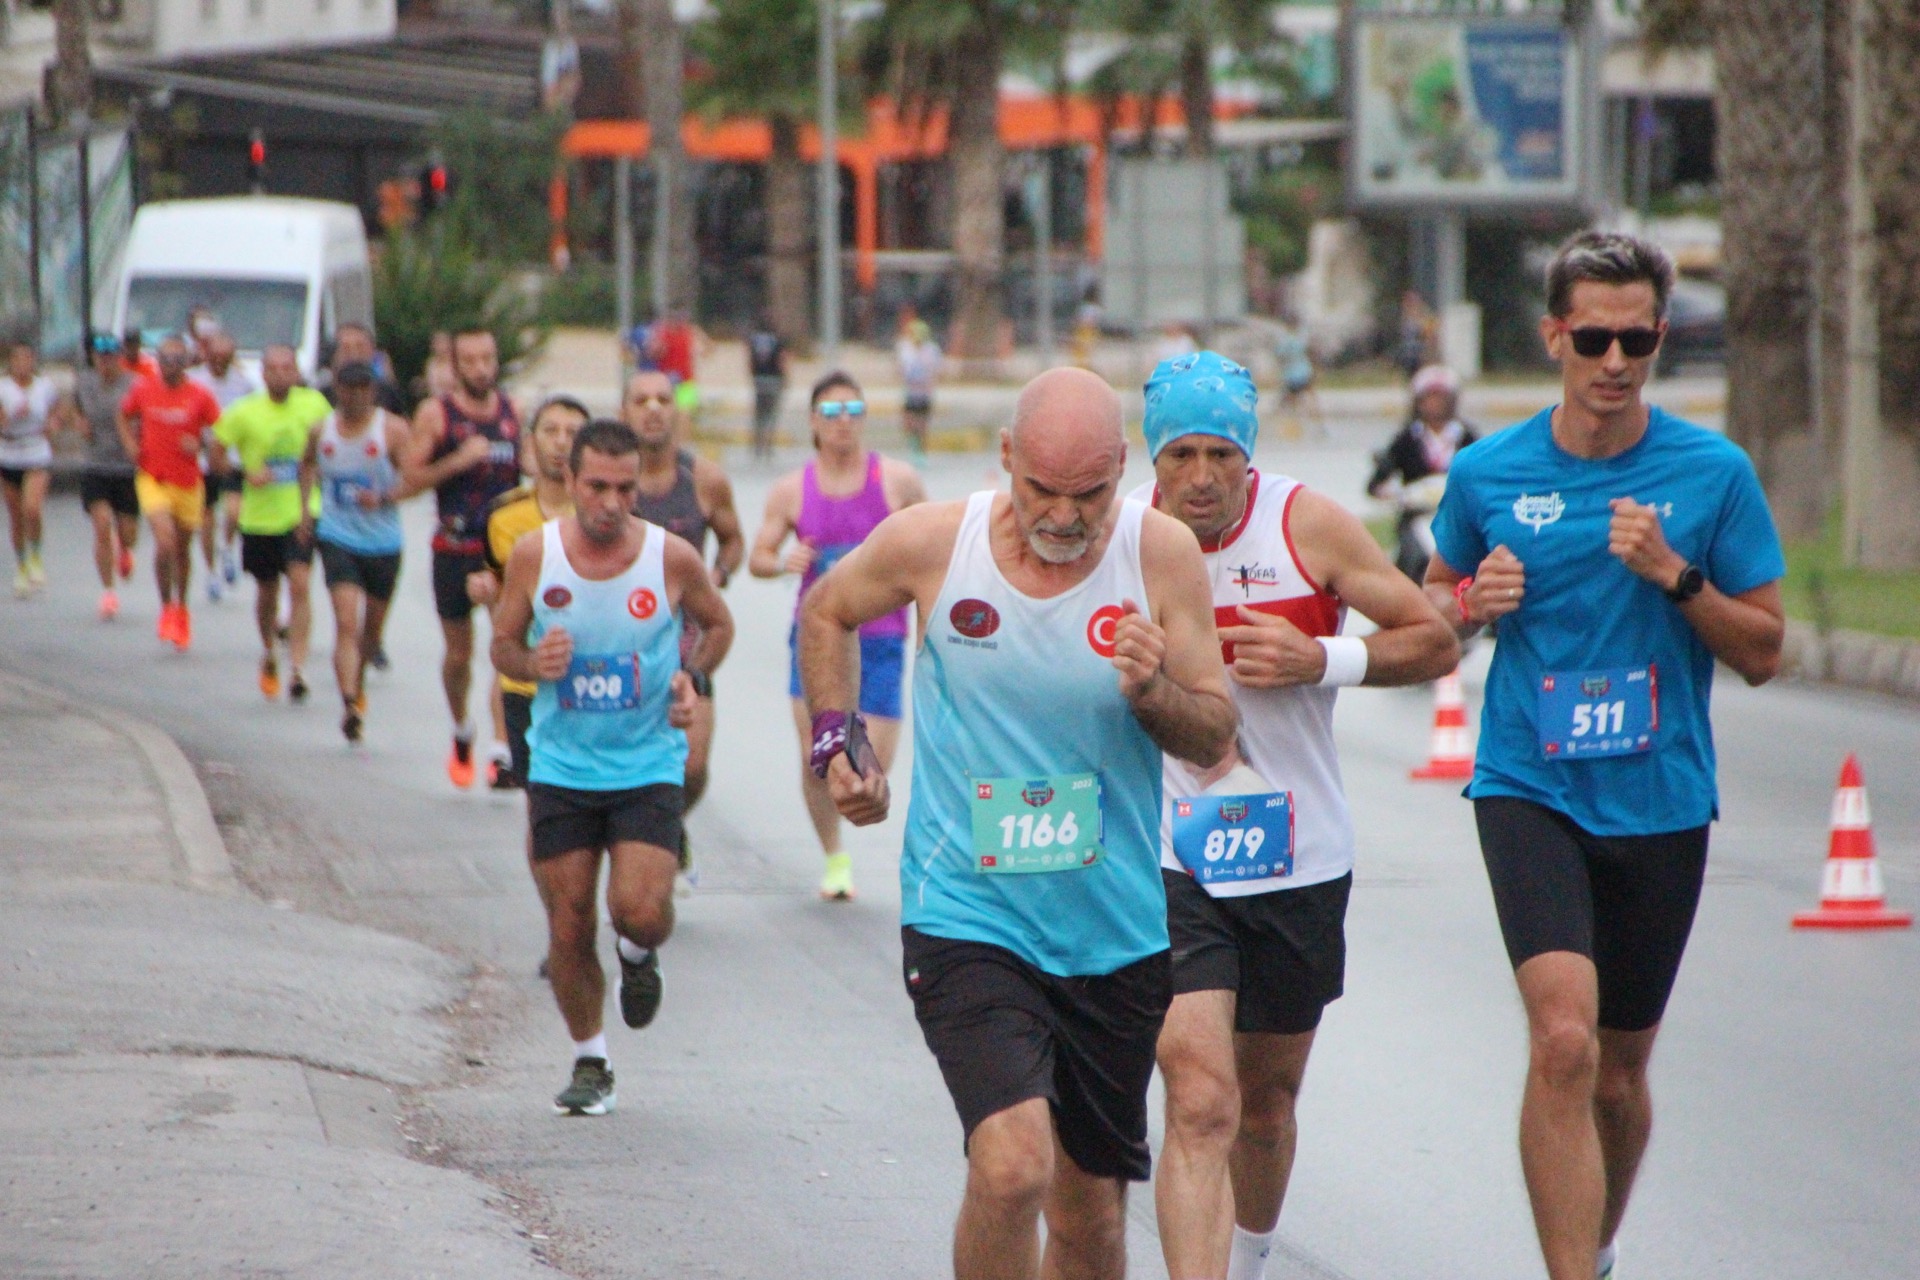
[{"left": 214, "top": 345, "right": 330, "bottom": 702}]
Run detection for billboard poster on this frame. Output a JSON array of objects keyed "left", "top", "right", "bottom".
[{"left": 1352, "top": 18, "right": 1583, "bottom": 207}]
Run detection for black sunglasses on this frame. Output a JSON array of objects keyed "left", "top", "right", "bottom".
[{"left": 1567, "top": 325, "right": 1662, "bottom": 359}]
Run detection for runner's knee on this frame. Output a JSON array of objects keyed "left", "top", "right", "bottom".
[
  {"left": 1530, "top": 1017, "right": 1600, "bottom": 1089},
  {"left": 966, "top": 1120, "right": 1053, "bottom": 1212},
  {"left": 1160, "top": 1041, "right": 1240, "bottom": 1147}
]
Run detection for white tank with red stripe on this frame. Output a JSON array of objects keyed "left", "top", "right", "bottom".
[{"left": 1131, "top": 469, "right": 1356, "bottom": 895}]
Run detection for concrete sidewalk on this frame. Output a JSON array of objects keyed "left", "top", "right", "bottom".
[{"left": 0, "top": 671, "right": 557, "bottom": 1280}]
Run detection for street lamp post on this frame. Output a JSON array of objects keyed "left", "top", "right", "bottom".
[{"left": 817, "top": 0, "right": 840, "bottom": 360}]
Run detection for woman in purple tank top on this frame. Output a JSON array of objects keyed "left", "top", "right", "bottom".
[{"left": 749, "top": 371, "right": 927, "bottom": 901}]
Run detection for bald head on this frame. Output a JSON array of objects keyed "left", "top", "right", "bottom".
[
  {"left": 1003, "top": 368, "right": 1128, "bottom": 565},
  {"left": 1009, "top": 367, "right": 1124, "bottom": 464}
]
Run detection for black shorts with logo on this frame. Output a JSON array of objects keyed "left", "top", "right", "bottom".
[
  {"left": 1165, "top": 868, "right": 1352, "bottom": 1036},
  {"left": 317, "top": 540, "right": 402, "bottom": 603},
  {"left": 527, "top": 781, "right": 685, "bottom": 862},
  {"left": 240, "top": 530, "right": 314, "bottom": 582},
  {"left": 431, "top": 549, "right": 487, "bottom": 621},
  {"left": 901, "top": 927, "right": 1171, "bottom": 1182},
  {"left": 81, "top": 471, "right": 139, "bottom": 517},
  {"left": 1474, "top": 796, "right": 1710, "bottom": 1032}
]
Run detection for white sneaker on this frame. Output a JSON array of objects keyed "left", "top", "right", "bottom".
[{"left": 206, "top": 574, "right": 225, "bottom": 603}]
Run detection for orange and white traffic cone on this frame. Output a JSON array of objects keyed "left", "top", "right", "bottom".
[
  {"left": 1410, "top": 669, "right": 1474, "bottom": 781},
  {"left": 1792, "top": 754, "right": 1912, "bottom": 930}
]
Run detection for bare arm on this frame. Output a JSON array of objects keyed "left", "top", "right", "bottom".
[
  {"left": 666, "top": 532, "right": 735, "bottom": 676},
  {"left": 695, "top": 459, "right": 746, "bottom": 586},
  {"left": 392, "top": 398, "right": 484, "bottom": 501},
  {"left": 489, "top": 533, "right": 568, "bottom": 685},
  {"left": 748, "top": 473, "right": 806, "bottom": 578},
  {"left": 882, "top": 457, "right": 929, "bottom": 511},
  {"left": 1218, "top": 488, "right": 1457, "bottom": 687},
  {"left": 116, "top": 407, "right": 139, "bottom": 466},
  {"left": 1124, "top": 509, "right": 1238, "bottom": 768},
  {"left": 1424, "top": 544, "right": 1526, "bottom": 641}
]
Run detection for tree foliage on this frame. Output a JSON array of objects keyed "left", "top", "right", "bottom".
[
  {"left": 372, "top": 225, "right": 543, "bottom": 405},
  {"left": 424, "top": 108, "right": 572, "bottom": 267}
]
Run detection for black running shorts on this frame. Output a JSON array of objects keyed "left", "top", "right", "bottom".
[
  {"left": 317, "top": 540, "right": 402, "bottom": 603},
  {"left": 1164, "top": 868, "right": 1352, "bottom": 1036},
  {"left": 240, "top": 530, "right": 314, "bottom": 582},
  {"left": 901, "top": 927, "right": 1171, "bottom": 1182},
  {"left": 527, "top": 781, "right": 684, "bottom": 862},
  {"left": 502, "top": 690, "right": 533, "bottom": 786},
  {"left": 81, "top": 471, "right": 139, "bottom": 517},
  {"left": 1474, "top": 796, "right": 1710, "bottom": 1032},
  {"left": 431, "top": 549, "right": 488, "bottom": 621}
]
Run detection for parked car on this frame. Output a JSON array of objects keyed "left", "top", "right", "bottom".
[{"left": 1658, "top": 277, "right": 1725, "bottom": 375}]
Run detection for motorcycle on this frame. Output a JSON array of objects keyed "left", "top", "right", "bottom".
[{"left": 1387, "top": 472, "right": 1449, "bottom": 585}]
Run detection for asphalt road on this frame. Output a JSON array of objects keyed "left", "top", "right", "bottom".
[{"left": 2, "top": 434, "right": 1915, "bottom": 1280}]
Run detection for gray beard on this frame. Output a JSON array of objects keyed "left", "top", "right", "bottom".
[{"left": 1027, "top": 530, "right": 1089, "bottom": 564}]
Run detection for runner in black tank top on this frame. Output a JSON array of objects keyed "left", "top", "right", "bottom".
[
  {"left": 625, "top": 370, "right": 747, "bottom": 873},
  {"left": 395, "top": 329, "right": 527, "bottom": 790}
]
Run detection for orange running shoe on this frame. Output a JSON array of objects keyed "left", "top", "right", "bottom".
[
  {"left": 157, "top": 604, "right": 179, "bottom": 645},
  {"left": 259, "top": 656, "right": 281, "bottom": 700},
  {"left": 172, "top": 606, "right": 192, "bottom": 651},
  {"left": 447, "top": 735, "right": 476, "bottom": 789},
  {"left": 98, "top": 590, "right": 120, "bottom": 621}
]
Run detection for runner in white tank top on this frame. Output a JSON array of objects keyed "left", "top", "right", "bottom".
[{"left": 1136, "top": 352, "right": 1460, "bottom": 1280}]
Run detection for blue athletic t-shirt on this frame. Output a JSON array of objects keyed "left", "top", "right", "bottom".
[{"left": 1431, "top": 405, "right": 1784, "bottom": 836}]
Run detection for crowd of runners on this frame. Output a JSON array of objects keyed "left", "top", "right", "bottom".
[{"left": 1, "top": 230, "right": 1788, "bottom": 1280}]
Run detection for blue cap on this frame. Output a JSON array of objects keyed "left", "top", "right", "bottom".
[{"left": 1142, "top": 350, "right": 1258, "bottom": 460}]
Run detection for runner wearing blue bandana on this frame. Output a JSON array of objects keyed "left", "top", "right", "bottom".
[
  {"left": 1424, "top": 231, "right": 1785, "bottom": 1280},
  {"left": 1132, "top": 351, "right": 1457, "bottom": 1280}
]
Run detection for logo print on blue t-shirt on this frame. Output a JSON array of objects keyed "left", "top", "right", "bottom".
[{"left": 1513, "top": 491, "right": 1566, "bottom": 532}]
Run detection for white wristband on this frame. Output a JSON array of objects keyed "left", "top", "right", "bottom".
[{"left": 1315, "top": 635, "right": 1369, "bottom": 687}]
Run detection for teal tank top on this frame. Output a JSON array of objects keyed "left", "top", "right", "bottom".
[
  {"left": 528, "top": 519, "right": 687, "bottom": 791},
  {"left": 901, "top": 492, "right": 1167, "bottom": 976}
]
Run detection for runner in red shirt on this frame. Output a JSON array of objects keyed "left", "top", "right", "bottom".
[{"left": 118, "top": 335, "right": 222, "bottom": 648}]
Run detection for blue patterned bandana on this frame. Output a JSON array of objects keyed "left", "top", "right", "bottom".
[{"left": 1142, "top": 350, "right": 1259, "bottom": 460}]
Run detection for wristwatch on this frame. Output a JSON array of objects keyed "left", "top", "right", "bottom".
[{"left": 1665, "top": 562, "right": 1705, "bottom": 603}]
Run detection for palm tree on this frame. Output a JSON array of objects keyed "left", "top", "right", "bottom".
[
  {"left": 48, "top": 0, "right": 92, "bottom": 127},
  {"left": 868, "top": 0, "right": 1072, "bottom": 361},
  {"left": 621, "top": 0, "right": 696, "bottom": 314},
  {"left": 1860, "top": 0, "right": 1920, "bottom": 565},
  {"left": 1085, "top": 0, "right": 1278, "bottom": 156},
  {"left": 689, "top": 0, "right": 828, "bottom": 350}
]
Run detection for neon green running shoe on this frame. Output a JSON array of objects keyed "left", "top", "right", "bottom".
[{"left": 819, "top": 851, "right": 856, "bottom": 901}]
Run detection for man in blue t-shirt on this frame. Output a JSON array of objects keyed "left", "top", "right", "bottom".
[{"left": 1425, "top": 231, "right": 1785, "bottom": 1280}]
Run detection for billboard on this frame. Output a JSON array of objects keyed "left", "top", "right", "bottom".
[{"left": 1351, "top": 17, "right": 1584, "bottom": 208}]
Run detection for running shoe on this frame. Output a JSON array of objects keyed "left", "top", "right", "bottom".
[
  {"left": 98, "top": 589, "right": 119, "bottom": 621},
  {"left": 367, "top": 646, "right": 390, "bottom": 672},
  {"left": 618, "top": 947, "right": 663, "bottom": 1029},
  {"left": 12, "top": 564, "right": 27, "bottom": 597},
  {"left": 171, "top": 606, "right": 192, "bottom": 652},
  {"left": 221, "top": 545, "right": 239, "bottom": 585},
  {"left": 259, "top": 656, "right": 280, "bottom": 700},
  {"left": 552, "top": 1057, "right": 616, "bottom": 1116},
  {"left": 206, "top": 574, "right": 224, "bottom": 603},
  {"left": 447, "top": 736, "right": 476, "bottom": 788},
  {"left": 157, "top": 605, "right": 175, "bottom": 643},
  {"left": 25, "top": 549, "right": 45, "bottom": 587},
  {"left": 819, "top": 851, "right": 857, "bottom": 902},
  {"left": 342, "top": 706, "right": 363, "bottom": 743},
  {"left": 487, "top": 758, "right": 521, "bottom": 791},
  {"left": 288, "top": 671, "right": 309, "bottom": 704},
  {"left": 116, "top": 546, "right": 134, "bottom": 580}
]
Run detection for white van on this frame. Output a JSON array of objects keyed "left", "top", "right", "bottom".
[{"left": 112, "top": 196, "right": 373, "bottom": 377}]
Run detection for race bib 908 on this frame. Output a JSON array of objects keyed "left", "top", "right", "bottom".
[{"left": 556, "top": 652, "right": 641, "bottom": 712}]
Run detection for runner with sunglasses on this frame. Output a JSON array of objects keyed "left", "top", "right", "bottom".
[
  {"left": 1424, "top": 231, "right": 1786, "bottom": 1280},
  {"left": 749, "top": 371, "right": 926, "bottom": 901}
]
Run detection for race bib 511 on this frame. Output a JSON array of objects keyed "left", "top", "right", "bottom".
[{"left": 1539, "top": 664, "right": 1658, "bottom": 760}]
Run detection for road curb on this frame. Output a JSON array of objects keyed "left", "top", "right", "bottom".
[
  {"left": 1781, "top": 620, "right": 1920, "bottom": 700},
  {"left": 0, "top": 668, "right": 241, "bottom": 896}
]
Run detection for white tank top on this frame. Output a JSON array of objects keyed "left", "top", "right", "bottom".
[{"left": 1131, "top": 469, "right": 1356, "bottom": 895}]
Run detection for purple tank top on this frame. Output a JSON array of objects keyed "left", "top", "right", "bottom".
[{"left": 797, "top": 452, "right": 907, "bottom": 638}]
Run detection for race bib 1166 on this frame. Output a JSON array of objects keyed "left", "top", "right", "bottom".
[
  {"left": 968, "top": 772, "right": 1104, "bottom": 874},
  {"left": 1539, "top": 664, "right": 1658, "bottom": 760}
]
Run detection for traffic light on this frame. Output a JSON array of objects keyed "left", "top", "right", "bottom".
[
  {"left": 421, "top": 149, "right": 448, "bottom": 214},
  {"left": 247, "top": 128, "right": 266, "bottom": 193}
]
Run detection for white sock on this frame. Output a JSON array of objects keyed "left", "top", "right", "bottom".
[
  {"left": 573, "top": 1032, "right": 608, "bottom": 1062},
  {"left": 1228, "top": 1225, "right": 1276, "bottom": 1280},
  {"left": 1596, "top": 1241, "right": 1618, "bottom": 1277},
  {"left": 453, "top": 719, "right": 476, "bottom": 744},
  {"left": 486, "top": 739, "right": 511, "bottom": 765},
  {"left": 615, "top": 935, "right": 652, "bottom": 964}
]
